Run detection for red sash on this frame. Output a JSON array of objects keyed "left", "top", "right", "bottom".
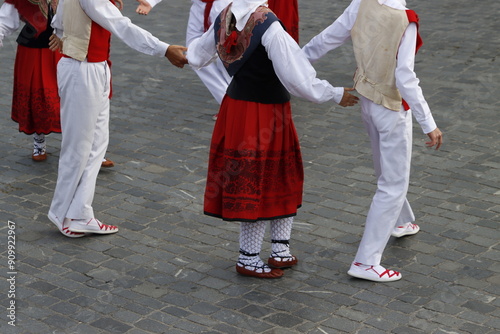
[
  {"left": 201, "top": 0, "right": 216, "bottom": 32},
  {"left": 402, "top": 9, "right": 423, "bottom": 111}
]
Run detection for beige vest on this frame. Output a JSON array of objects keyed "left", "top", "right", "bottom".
[
  {"left": 61, "top": 0, "right": 92, "bottom": 61},
  {"left": 351, "top": 0, "right": 409, "bottom": 111}
]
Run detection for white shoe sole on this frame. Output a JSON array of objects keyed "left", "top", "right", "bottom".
[
  {"left": 69, "top": 226, "right": 119, "bottom": 234},
  {"left": 68, "top": 219, "right": 119, "bottom": 234},
  {"left": 391, "top": 226, "right": 420, "bottom": 238}
]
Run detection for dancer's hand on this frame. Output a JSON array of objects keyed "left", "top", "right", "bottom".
[
  {"left": 136, "top": 0, "right": 152, "bottom": 15},
  {"left": 426, "top": 128, "right": 443, "bottom": 150},
  {"left": 339, "top": 88, "right": 359, "bottom": 107},
  {"left": 49, "top": 34, "right": 62, "bottom": 52},
  {"left": 166, "top": 45, "right": 188, "bottom": 68}
]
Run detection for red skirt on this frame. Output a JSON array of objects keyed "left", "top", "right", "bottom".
[
  {"left": 11, "top": 45, "right": 62, "bottom": 135},
  {"left": 268, "top": 0, "right": 299, "bottom": 43},
  {"left": 204, "top": 96, "right": 304, "bottom": 222}
]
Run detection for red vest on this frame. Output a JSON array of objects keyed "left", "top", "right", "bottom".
[{"left": 86, "top": 21, "right": 111, "bottom": 62}]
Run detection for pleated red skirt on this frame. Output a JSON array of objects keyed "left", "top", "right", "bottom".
[
  {"left": 268, "top": 0, "right": 299, "bottom": 43},
  {"left": 204, "top": 96, "right": 304, "bottom": 222},
  {"left": 11, "top": 45, "right": 62, "bottom": 135}
]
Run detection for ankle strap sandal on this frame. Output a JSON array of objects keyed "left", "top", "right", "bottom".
[
  {"left": 236, "top": 249, "right": 284, "bottom": 278},
  {"left": 268, "top": 240, "right": 298, "bottom": 269}
]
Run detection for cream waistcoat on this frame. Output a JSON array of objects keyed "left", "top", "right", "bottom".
[
  {"left": 61, "top": 0, "right": 92, "bottom": 61},
  {"left": 351, "top": 0, "right": 409, "bottom": 111}
]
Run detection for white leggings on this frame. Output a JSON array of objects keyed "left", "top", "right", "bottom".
[{"left": 239, "top": 217, "right": 294, "bottom": 256}]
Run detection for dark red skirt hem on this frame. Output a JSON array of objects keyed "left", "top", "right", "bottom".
[
  {"left": 204, "top": 208, "right": 299, "bottom": 222},
  {"left": 11, "top": 118, "right": 62, "bottom": 135}
]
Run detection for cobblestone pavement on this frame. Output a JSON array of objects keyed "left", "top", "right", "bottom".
[{"left": 0, "top": 0, "right": 499, "bottom": 333}]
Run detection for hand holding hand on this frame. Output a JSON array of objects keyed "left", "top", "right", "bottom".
[
  {"left": 48, "top": 34, "right": 62, "bottom": 52},
  {"left": 425, "top": 127, "right": 443, "bottom": 150},
  {"left": 166, "top": 45, "right": 188, "bottom": 68},
  {"left": 339, "top": 87, "right": 359, "bottom": 107},
  {"left": 136, "top": 0, "right": 152, "bottom": 15}
]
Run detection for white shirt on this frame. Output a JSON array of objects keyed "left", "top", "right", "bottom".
[
  {"left": 302, "top": 0, "right": 437, "bottom": 133},
  {"left": 52, "top": 0, "right": 169, "bottom": 57},
  {"left": 186, "top": 0, "right": 231, "bottom": 46},
  {"left": 188, "top": 19, "right": 345, "bottom": 104},
  {"left": 0, "top": 3, "right": 22, "bottom": 47}
]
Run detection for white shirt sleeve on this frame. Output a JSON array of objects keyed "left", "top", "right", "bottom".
[
  {"left": 188, "top": 20, "right": 345, "bottom": 104},
  {"left": 0, "top": 3, "right": 21, "bottom": 47},
  {"left": 52, "top": 0, "right": 64, "bottom": 38},
  {"left": 186, "top": 0, "right": 231, "bottom": 47},
  {"left": 186, "top": 23, "right": 219, "bottom": 69},
  {"left": 396, "top": 22, "right": 437, "bottom": 134},
  {"left": 80, "top": 0, "right": 169, "bottom": 57},
  {"left": 302, "top": 0, "right": 361, "bottom": 63},
  {"left": 263, "top": 21, "right": 344, "bottom": 104}
]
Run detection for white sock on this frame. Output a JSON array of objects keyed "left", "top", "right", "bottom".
[
  {"left": 238, "top": 221, "right": 269, "bottom": 272},
  {"left": 270, "top": 217, "right": 293, "bottom": 257},
  {"left": 33, "top": 133, "right": 46, "bottom": 153}
]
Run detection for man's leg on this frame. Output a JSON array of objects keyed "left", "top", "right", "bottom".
[
  {"left": 348, "top": 98, "right": 412, "bottom": 281},
  {"left": 49, "top": 60, "right": 110, "bottom": 224},
  {"left": 66, "top": 61, "right": 111, "bottom": 219}
]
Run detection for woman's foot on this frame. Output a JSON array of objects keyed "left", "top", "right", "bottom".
[
  {"left": 236, "top": 256, "right": 284, "bottom": 278},
  {"left": 32, "top": 133, "right": 47, "bottom": 161},
  {"left": 268, "top": 238, "right": 297, "bottom": 269},
  {"left": 32, "top": 148, "right": 47, "bottom": 161},
  {"left": 101, "top": 157, "right": 115, "bottom": 168},
  {"left": 268, "top": 249, "right": 298, "bottom": 269}
]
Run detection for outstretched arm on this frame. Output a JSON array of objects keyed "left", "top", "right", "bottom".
[
  {"left": 264, "top": 21, "right": 357, "bottom": 106},
  {"left": 81, "top": 0, "right": 173, "bottom": 59},
  {"left": 302, "top": 0, "right": 361, "bottom": 63}
]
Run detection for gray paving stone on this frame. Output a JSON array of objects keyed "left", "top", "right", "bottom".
[
  {"left": 462, "top": 300, "right": 497, "bottom": 314},
  {"left": 90, "top": 317, "right": 133, "bottom": 333}
]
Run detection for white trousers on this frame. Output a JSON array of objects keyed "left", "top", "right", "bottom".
[
  {"left": 186, "top": 0, "right": 231, "bottom": 104},
  {"left": 354, "top": 96, "right": 416, "bottom": 265},
  {"left": 49, "top": 58, "right": 111, "bottom": 226}
]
